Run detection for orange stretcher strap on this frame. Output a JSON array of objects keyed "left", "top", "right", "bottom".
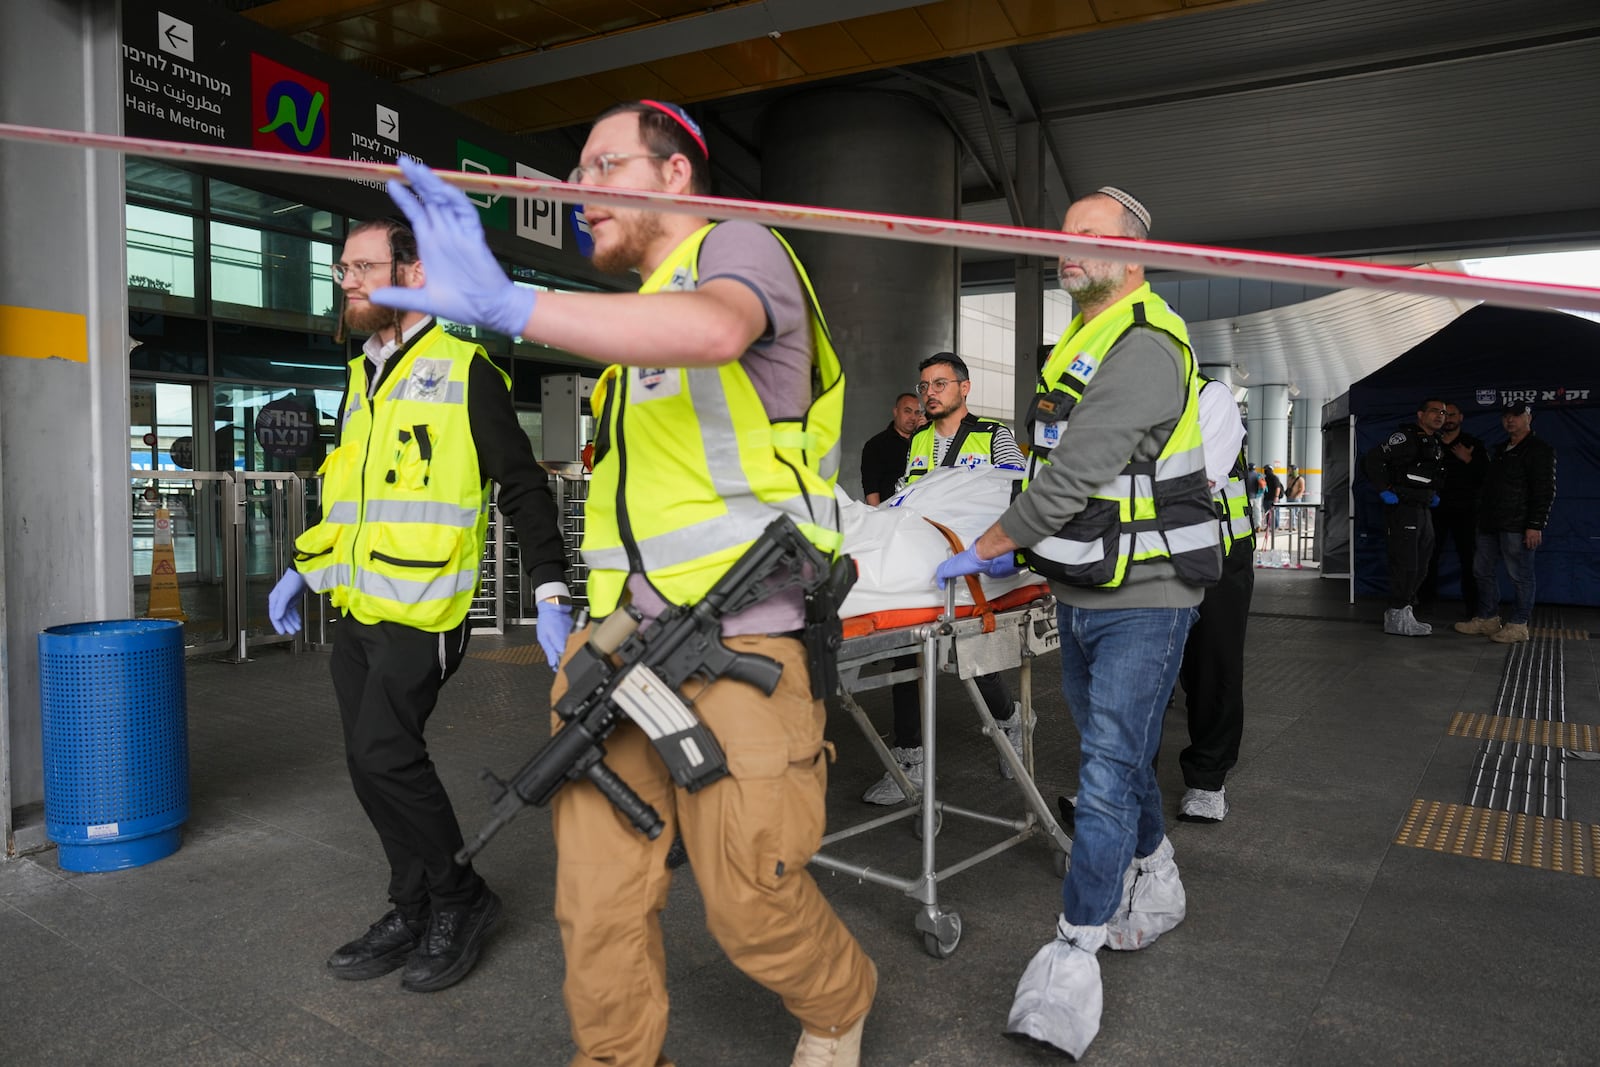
[
  {"left": 839, "top": 582, "right": 1051, "bottom": 640},
  {"left": 921, "top": 518, "right": 994, "bottom": 631}
]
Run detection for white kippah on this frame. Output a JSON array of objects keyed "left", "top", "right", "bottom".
[{"left": 1095, "top": 186, "right": 1151, "bottom": 232}]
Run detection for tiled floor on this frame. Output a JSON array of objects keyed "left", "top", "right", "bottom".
[{"left": 4, "top": 569, "right": 1599, "bottom": 1065}]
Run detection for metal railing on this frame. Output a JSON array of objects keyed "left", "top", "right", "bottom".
[{"left": 1255, "top": 500, "right": 1318, "bottom": 568}]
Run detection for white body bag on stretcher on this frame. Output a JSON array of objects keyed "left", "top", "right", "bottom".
[{"left": 836, "top": 465, "right": 1037, "bottom": 618}]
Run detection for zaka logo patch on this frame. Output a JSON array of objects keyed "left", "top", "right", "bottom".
[{"left": 252, "top": 54, "right": 330, "bottom": 156}]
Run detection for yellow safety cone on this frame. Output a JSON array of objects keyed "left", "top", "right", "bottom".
[{"left": 146, "top": 507, "right": 187, "bottom": 621}]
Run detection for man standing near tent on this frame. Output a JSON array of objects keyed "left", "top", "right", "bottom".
[
  {"left": 1362, "top": 398, "right": 1447, "bottom": 635},
  {"left": 1420, "top": 400, "right": 1488, "bottom": 618},
  {"left": 1455, "top": 401, "right": 1555, "bottom": 644}
]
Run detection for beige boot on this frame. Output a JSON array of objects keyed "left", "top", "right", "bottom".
[
  {"left": 1454, "top": 616, "right": 1502, "bottom": 635},
  {"left": 791, "top": 1013, "right": 867, "bottom": 1067},
  {"left": 1490, "top": 621, "right": 1530, "bottom": 644}
]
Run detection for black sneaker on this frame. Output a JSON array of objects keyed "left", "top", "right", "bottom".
[
  {"left": 400, "top": 887, "right": 503, "bottom": 993},
  {"left": 327, "top": 908, "right": 428, "bottom": 981}
]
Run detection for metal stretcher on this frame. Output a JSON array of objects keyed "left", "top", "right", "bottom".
[{"left": 810, "top": 584, "right": 1071, "bottom": 958}]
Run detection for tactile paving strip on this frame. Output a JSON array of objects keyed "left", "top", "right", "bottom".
[
  {"left": 1394, "top": 799, "right": 1600, "bottom": 877},
  {"left": 1448, "top": 712, "right": 1600, "bottom": 753},
  {"left": 1531, "top": 626, "right": 1590, "bottom": 641},
  {"left": 468, "top": 644, "right": 545, "bottom": 666}
]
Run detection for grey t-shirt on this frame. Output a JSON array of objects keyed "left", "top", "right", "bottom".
[{"left": 626, "top": 221, "right": 813, "bottom": 634}]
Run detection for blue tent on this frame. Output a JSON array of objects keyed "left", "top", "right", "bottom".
[{"left": 1348, "top": 305, "right": 1600, "bottom": 607}]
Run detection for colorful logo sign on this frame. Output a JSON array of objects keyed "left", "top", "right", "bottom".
[{"left": 252, "top": 54, "right": 330, "bottom": 156}]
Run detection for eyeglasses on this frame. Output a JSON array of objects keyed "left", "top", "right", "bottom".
[
  {"left": 916, "top": 378, "right": 965, "bottom": 395},
  {"left": 332, "top": 260, "right": 392, "bottom": 283},
  {"left": 1423, "top": 407, "right": 1448, "bottom": 415},
  {"left": 567, "top": 153, "right": 667, "bottom": 184}
]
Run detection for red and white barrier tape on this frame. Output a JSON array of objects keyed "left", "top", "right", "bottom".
[{"left": 3, "top": 121, "right": 1597, "bottom": 314}]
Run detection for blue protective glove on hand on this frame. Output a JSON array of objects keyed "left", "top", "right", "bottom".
[
  {"left": 370, "top": 156, "right": 538, "bottom": 337},
  {"left": 536, "top": 601, "right": 575, "bottom": 671},
  {"left": 934, "top": 543, "right": 1023, "bottom": 589},
  {"left": 1430, "top": 493, "right": 1440, "bottom": 508},
  {"left": 1379, "top": 489, "right": 1400, "bottom": 505},
  {"left": 268, "top": 568, "right": 307, "bottom": 635}
]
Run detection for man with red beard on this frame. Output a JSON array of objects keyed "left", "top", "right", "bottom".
[
  {"left": 370, "top": 101, "right": 876, "bottom": 1066},
  {"left": 265, "top": 217, "right": 572, "bottom": 993}
]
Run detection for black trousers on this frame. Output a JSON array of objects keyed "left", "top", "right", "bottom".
[
  {"left": 1384, "top": 503, "right": 1434, "bottom": 610},
  {"left": 330, "top": 615, "right": 482, "bottom": 917},
  {"left": 1176, "top": 537, "right": 1254, "bottom": 791},
  {"left": 890, "top": 656, "right": 1012, "bottom": 748},
  {"left": 1420, "top": 505, "right": 1479, "bottom": 615}
]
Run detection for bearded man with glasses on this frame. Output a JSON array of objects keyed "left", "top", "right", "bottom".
[{"left": 265, "top": 215, "right": 573, "bottom": 993}]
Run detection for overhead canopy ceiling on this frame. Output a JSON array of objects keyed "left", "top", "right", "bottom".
[{"left": 234, "top": 0, "right": 1600, "bottom": 400}]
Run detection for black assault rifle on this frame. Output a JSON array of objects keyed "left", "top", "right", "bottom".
[{"left": 456, "top": 514, "right": 855, "bottom": 863}]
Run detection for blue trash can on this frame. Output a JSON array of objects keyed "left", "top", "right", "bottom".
[{"left": 38, "top": 619, "right": 189, "bottom": 872}]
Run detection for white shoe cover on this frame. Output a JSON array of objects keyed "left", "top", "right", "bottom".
[
  {"left": 1178, "top": 786, "right": 1228, "bottom": 823},
  {"left": 1105, "top": 836, "right": 1186, "bottom": 951},
  {"left": 1004, "top": 917, "right": 1105, "bottom": 1060},
  {"left": 861, "top": 746, "right": 923, "bottom": 805}
]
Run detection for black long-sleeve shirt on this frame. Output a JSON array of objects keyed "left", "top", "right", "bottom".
[{"left": 335, "top": 321, "right": 569, "bottom": 591}]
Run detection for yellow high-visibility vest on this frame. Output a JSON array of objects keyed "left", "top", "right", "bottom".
[
  {"left": 1021, "top": 284, "right": 1221, "bottom": 588},
  {"left": 581, "top": 223, "right": 845, "bottom": 615},
  {"left": 295, "top": 323, "right": 500, "bottom": 631}
]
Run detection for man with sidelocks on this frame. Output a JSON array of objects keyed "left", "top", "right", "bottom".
[
  {"left": 371, "top": 101, "right": 875, "bottom": 1067},
  {"left": 935, "top": 186, "right": 1220, "bottom": 1059}
]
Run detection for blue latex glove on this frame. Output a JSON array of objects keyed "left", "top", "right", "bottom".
[
  {"left": 1379, "top": 489, "right": 1400, "bottom": 505},
  {"left": 370, "top": 156, "right": 538, "bottom": 337},
  {"left": 536, "top": 601, "right": 574, "bottom": 671},
  {"left": 1429, "top": 493, "right": 1440, "bottom": 508},
  {"left": 268, "top": 568, "right": 307, "bottom": 635},
  {"left": 934, "top": 543, "right": 1023, "bottom": 589}
]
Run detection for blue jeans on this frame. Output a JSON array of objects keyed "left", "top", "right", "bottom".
[
  {"left": 1473, "top": 532, "right": 1537, "bottom": 625},
  {"left": 1058, "top": 604, "right": 1198, "bottom": 927}
]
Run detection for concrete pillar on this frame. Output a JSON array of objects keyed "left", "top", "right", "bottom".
[
  {"left": 1013, "top": 120, "right": 1045, "bottom": 427},
  {"left": 1, "top": 0, "right": 130, "bottom": 853},
  {"left": 760, "top": 90, "right": 957, "bottom": 498},
  {"left": 1294, "top": 397, "right": 1325, "bottom": 503},
  {"left": 1248, "top": 385, "right": 1291, "bottom": 480}
]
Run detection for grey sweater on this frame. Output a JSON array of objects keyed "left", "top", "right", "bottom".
[{"left": 1000, "top": 327, "right": 1205, "bottom": 610}]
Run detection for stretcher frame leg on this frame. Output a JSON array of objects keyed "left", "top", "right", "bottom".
[{"left": 810, "top": 597, "right": 1070, "bottom": 959}]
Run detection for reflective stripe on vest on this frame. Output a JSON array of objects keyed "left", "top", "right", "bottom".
[
  {"left": 581, "top": 223, "right": 846, "bottom": 615},
  {"left": 293, "top": 324, "right": 498, "bottom": 631},
  {"left": 1020, "top": 284, "right": 1221, "bottom": 589}
]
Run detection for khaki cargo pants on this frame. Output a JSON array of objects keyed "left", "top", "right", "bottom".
[{"left": 550, "top": 628, "right": 877, "bottom": 1067}]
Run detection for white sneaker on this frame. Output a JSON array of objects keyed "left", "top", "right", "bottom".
[
  {"left": 1004, "top": 917, "right": 1106, "bottom": 1059},
  {"left": 861, "top": 746, "right": 923, "bottom": 806},
  {"left": 995, "top": 702, "right": 1028, "bottom": 780},
  {"left": 1105, "top": 836, "right": 1186, "bottom": 951},
  {"left": 1178, "top": 786, "right": 1227, "bottom": 823}
]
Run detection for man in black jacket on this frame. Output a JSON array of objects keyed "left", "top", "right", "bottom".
[
  {"left": 1420, "top": 400, "right": 1489, "bottom": 618},
  {"left": 859, "top": 392, "right": 923, "bottom": 505},
  {"left": 1454, "top": 401, "right": 1556, "bottom": 644},
  {"left": 1362, "top": 398, "right": 1447, "bottom": 635}
]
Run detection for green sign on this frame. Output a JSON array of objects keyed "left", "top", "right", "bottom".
[{"left": 456, "top": 139, "right": 510, "bottom": 232}]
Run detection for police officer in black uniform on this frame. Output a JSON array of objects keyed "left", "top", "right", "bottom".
[
  {"left": 1362, "top": 397, "right": 1448, "bottom": 635},
  {"left": 1419, "top": 400, "right": 1489, "bottom": 618}
]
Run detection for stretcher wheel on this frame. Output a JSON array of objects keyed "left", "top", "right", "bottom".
[
  {"left": 921, "top": 912, "right": 962, "bottom": 959},
  {"left": 910, "top": 807, "right": 943, "bottom": 840}
]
